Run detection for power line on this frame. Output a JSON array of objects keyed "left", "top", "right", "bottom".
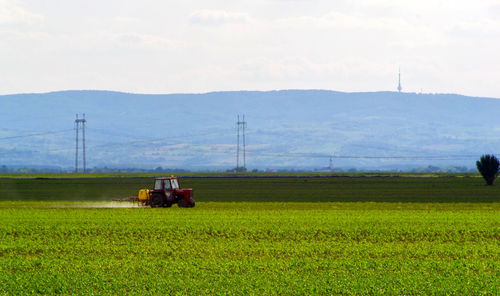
[
  {"left": 0, "top": 129, "right": 73, "bottom": 141},
  {"left": 86, "top": 127, "right": 235, "bottom": 147},
  {"left": 0, "top": 139, "right": 489, "bottom": 162},
  {"left": 244, "top": 151, "right": 482, "bottom": 160}
]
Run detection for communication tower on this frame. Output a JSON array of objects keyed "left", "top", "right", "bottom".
[{"left": 397, "top": 67, "right": 402, "bottom": 93}]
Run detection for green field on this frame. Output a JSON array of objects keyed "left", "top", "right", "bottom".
[
  {"left": 0, "top": 175, "right": 499, "bottom": 202},
  {"left": 0, "top": 176, "right": 498, "bottom": 294}
]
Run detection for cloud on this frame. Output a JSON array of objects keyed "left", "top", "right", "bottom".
[
  {"left": 190, "top": 9, "right": 252, "bottom": 26},
  {"left": 276, "top": 11, "right": 420, "bottom": 33},
  {"left": 115, "top": 33, "right": 183, "bottom": 50},
  {"left": 235, "top": 56, "right": 390, "bottom": 82},
  {"left": 447, "top": 19, "right": 500, "bottom": 39},
  {"left": 0, "top": 0, "right": 43, "bottom": 25},
  {"left": 111, "top": 16, "right": 140, "bottom": 24},
  {"left": 489, "top": 4, "right": 500, "bottom": 19}
]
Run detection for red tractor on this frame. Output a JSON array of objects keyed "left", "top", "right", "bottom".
[{"left": 137, "top": 176, "right": 195, "bottom": 208}]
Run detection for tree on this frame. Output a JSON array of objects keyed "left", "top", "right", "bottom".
[{"left": 476, "top": 154, "right": 500, "bottom": 185}]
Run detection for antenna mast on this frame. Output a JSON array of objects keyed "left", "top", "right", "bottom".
[{"left": 397, "top": 67, "right": 402, "bottom": 93}]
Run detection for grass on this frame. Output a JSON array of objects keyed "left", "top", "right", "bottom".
[
  {"left": 0, "top": 202, "right": 498, "bottom": 295},
  {"left": 0, "top": 176, "right": 498, "bottom": 202},
  {"left": 0, "top": 176, "right": 498, "bottom": 294}
]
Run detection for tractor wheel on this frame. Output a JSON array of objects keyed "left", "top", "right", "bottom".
[
  {"left": 150, "top": 194, "right": 163, "bottom": 208},
  {"left": 189, "top": 201, "right": 195, "bottom": 208},
  {"left": 178, "top": 199, "right": 189, "bottom": 208},
  {"left": 164, "top": 202, "right": 173, "bottom": 208}
]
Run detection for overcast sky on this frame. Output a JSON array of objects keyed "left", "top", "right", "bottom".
[{"left": 1, "top": 0, "right": 499, "bottom": 97}]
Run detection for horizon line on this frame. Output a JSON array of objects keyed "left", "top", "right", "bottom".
[{"left": 0, "top": 88, "right": 495, "bottom": 99}]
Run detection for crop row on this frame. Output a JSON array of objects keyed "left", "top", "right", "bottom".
[{"left": 0, "top": 202, "right": 498, "bottom": 295}]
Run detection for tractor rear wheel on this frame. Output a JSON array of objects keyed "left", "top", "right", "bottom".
[{"left": 150, "top": 194, "right": 164, "bottom": 208}]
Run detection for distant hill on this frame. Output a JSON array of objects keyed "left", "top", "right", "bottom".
[{"left": 1, "top": 90, "right": 499, "bottom": 170}]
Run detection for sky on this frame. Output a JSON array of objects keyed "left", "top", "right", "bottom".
[{"left": 0, "top": 0, "right": 499, "bottom": 97}]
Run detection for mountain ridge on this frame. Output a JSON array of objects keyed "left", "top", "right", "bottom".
[
  {"left": 1, "top": 89, "right": 499, "bottom": 170},
  {"left": 2, "top": 89, "right": 497, "bottom": 100}
]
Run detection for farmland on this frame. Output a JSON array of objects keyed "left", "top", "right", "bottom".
[
  {"left": 0, "top": 176, "right": 498, "bottom": 294},
  {"left": 0, "top": 174, "right": 499, "bottom": 202}
]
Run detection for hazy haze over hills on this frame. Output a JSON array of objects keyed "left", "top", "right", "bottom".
[{"left": 1, "top": 90, "right": 499, "bottom": 170}]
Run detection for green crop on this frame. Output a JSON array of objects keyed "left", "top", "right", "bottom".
[
  {"left": 0, "top": 202, "right": 498, "bottom": 295},
  {"left": 1, "top": 176, "right": 499, "bottom": 202}
]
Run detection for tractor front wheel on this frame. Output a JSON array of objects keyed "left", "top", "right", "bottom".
[
  {"left": 150, "top": 194, "right": 164, "bottom": 208},
  {"left": 178, "top": 199, "right": 189, "bottom": 208}
]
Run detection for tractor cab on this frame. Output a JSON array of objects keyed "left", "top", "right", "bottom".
[
  {"left": 154, "top": 177, "right": 179, "bottom": 190},
  {"left": 171, "top": 178, "right": 179, "bottom": 189}
]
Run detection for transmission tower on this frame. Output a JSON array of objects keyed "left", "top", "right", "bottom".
[
  {"left": 236, "top": 115, "right": 247, "bottom": 171},
  {"left": 74, "top": 114, "right": 87, "bottom": 173}
]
